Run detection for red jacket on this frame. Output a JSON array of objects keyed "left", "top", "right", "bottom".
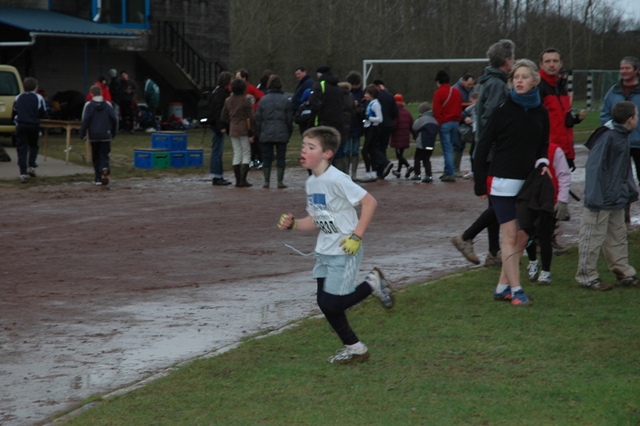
[
  {"left": 432, "top": 83, "right": 462, "bottom": 124},
  {"left": 539, "top": 69, "right": 575, "bottom": 160},
  {"left": 245, "top": 82, "right": 264, "bottom": 112},
  {"left": 390, "top": 105, "right": 416, "bottom": 149},
  {"left": 86, "top": 81, "right": 112, "bottom": 103}
]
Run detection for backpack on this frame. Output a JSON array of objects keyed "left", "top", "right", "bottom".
[{"left": 197, "top": 90, "right": 214, "bottom": 124}]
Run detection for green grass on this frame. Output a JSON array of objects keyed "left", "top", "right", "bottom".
[{"left": 61, "top": 235, "right": 640, "bottom": 425}]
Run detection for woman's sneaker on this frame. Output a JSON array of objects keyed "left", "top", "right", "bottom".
[
  {"left": 364, "top": 268, "right": 394, "bottom": 308},
  {"left": 327, "top": 345, "right": 370, "bottom": 364},
  {"left": 527, "top": 261, "right": 540, "bottom": 281},
  {"left": 511, "top": 290, "right": 533, "bottom": 306},
  {"left": 538, "top": 271, "right": 551, "bottom": 285}
]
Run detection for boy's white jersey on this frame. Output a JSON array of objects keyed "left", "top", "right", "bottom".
[{"left": 306, "top": 166, "right": 367, "bottom": 255}]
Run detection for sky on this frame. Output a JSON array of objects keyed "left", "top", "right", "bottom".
[{"left": 617, "top": 0, "right": 640, "bottom": 22}]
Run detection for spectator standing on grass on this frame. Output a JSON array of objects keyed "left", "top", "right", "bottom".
[
  {"left": 360, "top": 84, "right": 383, "bottom": 182},
  {"left": 13, "top": 77, "right": 46, "bottom": 183},
  {"left": 539, "top": 48, "right": 587, "bottom": 172},
  {"left": 473, "top": 59, "right": 550, "bottom": 307},
  {"left": 236, "top": 69, "right": 265, "bottom": 170},
  {"left": 345, "top": 71, "right": 365, "bottom": 180},
  {"left": 277, "top": 126, "right": 393, "bottom": 365},
  {"left": 576, "top": 101, "right": 640, "bottom": 291},
  {"left": 454, "top": 73, "right": 475, "bottom": 104},
  {"left": 452, "top": 39, "right": 515, "bottom": 267},
  {"left": 255, "top": 75, "right": 293, "bottom": 189},
  {"left": 410, "top": 102, "right": 439, "bottom": 183},
  {"left": 371, "top": 80, "right": 398, "bottom": 180},
  {"left": 119, "top": 70, "right": 137, "bottom": 133},
  {"left": 221, "top": 78, "right": 255, "bottom": 188},
  {"left": 432, "top": 70, "right": 462, "bottom": 182},
  {"left": 390, "top": 94, "right": 415, "bottom": 179},
  {"left": 291, "top": 66, "right": 315, "bottom": 120},
  {"left": 600, "top": 56, "right": 640, "bottom": 222},
  {"left": 208, "top": 71, "right": 234, "bottom": 186},
  {"left": 80, "top": 85, "right": 118, "bottom": 186}
]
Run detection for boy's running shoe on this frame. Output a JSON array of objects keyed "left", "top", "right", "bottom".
[
  {"left": 365, "top": 267, "right": 394, "bottom": 309},
  {"left": 327, "top": 345, "right": 370, "bottom": 364},
  {"left": 27, "top": 167, "right": 37, "bottom": 177},
  {"left": 410, "top": 174, "right": 421, "bottom": 181},
  {"left": 511, "top": 290, "right": 533, "bottom": 306},
  {"left": 382, "top": 163, "right": 394, "bottom": 178},
  {"left": 581, "top": 278, "right": 612, "bottom": 291},
  {"left": 527, "top": 261, "right": 540, "bottom": 281},
  {"left": 493, "top": 286, "right": 512, "bottom": 301},
  {"left": 392, "top": 169, "right": 401, "bottom": 178},
  {"left": 404, "top": 166, "right": 414, "bottom": 178}
]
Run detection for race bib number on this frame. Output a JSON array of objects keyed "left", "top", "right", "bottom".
[{"left": 313, "top": 210, "right": 339, "bottom": 234}]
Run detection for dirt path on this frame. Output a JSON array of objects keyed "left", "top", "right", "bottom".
[{"left": 0, "top": 147, "right": 634, "bottom": 425}]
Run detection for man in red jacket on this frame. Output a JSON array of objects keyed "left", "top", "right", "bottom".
[
  {"left": 538, "top": 48, "right": 587, "bottom": 171},
  {"left": 432, "top": 70, "right": 462, "bottom": 182}
]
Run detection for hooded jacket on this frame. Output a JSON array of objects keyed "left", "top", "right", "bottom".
[
  {"left": 474, "top": 66, "right": 509, "bottom": 144},
  {"left": 255, "top": 90, "right": 293, "bottom": 143},
  {"left": 390, "top": 105, "right": 416, "bottom": 149},
  {"left": 538, "top": 69, "right": 579, "bottom": 160},
  {"left": 80, "top": 96, "right": 118, "bottom": 141},
  {"left": 412, "top": 110, "right": 439, "bottom": 150},
  {"left": 309, "top": 72, "right": 344, "bottom": 128},
  {"left": 584, "top": 122, "right": 639, "bottom": 211},
  {"left": 292, "top": 73, "right": 314, "bottom": 112}
]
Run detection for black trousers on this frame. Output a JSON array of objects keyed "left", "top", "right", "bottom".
[
  {"left": 462, "top": 200, "right": 501, "bottom": 256},
  {"left": 375, "top": 126, "right": 393, "bottom": 176},
  {"left": 362, "top": 126, "right": 378, "bottom": 173},
  {"left": 90, "top": 140, "right": 111, "bottom": 182},
  {"left": 414, "top": 148, "right": 433, "bottom": 177},
  {"left": 15, "top": 125, "right": 39, "bottom": 175},
  {"left": 316, "top": 278, "right": 371, "bottom": 345}
]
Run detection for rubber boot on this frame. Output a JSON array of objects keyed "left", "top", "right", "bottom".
[
  {"left": 240, "top": 164, "right": 252, "bottom": 187},
  {"left": 262, "top": 166, "right": 271, "bottom": 189},
  {"left": 453, "top": 150, "right": 463, "bottom": 177},
  {"left": 333, "top": 157, "right": 348, "bottom": 174},
  {"left": 233, "top": 164, "right": 242, "bottom": 187},
  {"left": 277, "top": 167, "right": 287, "bottom": 188},
  {"left": 350, "top": 155, "right": 359, "bottom": 180}
]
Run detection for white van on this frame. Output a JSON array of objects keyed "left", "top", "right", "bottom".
[{"left": 0, "top": 65, "right": 24, "bottom": 145}]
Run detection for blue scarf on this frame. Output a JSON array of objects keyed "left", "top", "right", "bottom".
[{"left": 510, "top": 86, "right": 541, "bottom": 111}]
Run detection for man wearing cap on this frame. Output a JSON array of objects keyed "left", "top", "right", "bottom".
[
  {"left": 309, "top": 65, "right": 344, "bottom": 134},
  {"left": 372, "top": 79, "right": 399, "bottom": 179}
]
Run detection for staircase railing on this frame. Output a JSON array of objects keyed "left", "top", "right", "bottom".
[{"left": 155, "top": 20, "right": 225, "bottom": 90}]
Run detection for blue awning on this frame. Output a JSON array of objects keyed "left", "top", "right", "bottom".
[{"left": 0, "top": 7, "right": 138, "bottom": 39}]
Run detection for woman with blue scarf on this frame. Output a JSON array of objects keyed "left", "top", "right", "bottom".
[{"left": 474, "top": 59, "right": 551, "bottom": 307}]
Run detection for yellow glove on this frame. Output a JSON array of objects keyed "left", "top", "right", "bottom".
[
  {"left": 278, "top": 214, "right": 296, "bottom": 230},
  {"left": 340, "top": 234, "right": 361, "bottom": 255}
]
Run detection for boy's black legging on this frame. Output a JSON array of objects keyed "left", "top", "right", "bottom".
[
  {"left": 395, "top": 148, "right": 411, "bottom": 172},
  {"left": 414, "top": 148, "right": 433, "bottom": 177},
  {"left": 362, "top": 126, "right": 378, "bottom": 173},
  {"left": 525, "top": 215, "right": 556, "bottom": 272},
  {"left": 316, "top": 278, "right": 371, "bottom": 345}
]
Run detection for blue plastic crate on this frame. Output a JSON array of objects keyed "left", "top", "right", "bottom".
[
  {"left": 170, "top": 151, "right": 188, "bottom": 168},
  {"left": 134, "top": 149, "right": 170, "bottom": 169},
  {"left": 151, "top": 132, "right": 188, "bottom": 151},
  {"left": 187, "top": 149, "right": 204, "bottom": 167}
]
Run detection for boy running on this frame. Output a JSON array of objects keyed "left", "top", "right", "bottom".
[{"left": 278, "top": 126, "right": 393, "bottom": 364}]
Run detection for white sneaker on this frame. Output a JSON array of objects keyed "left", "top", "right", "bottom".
[
  {"left": 20, "top": 174, "right": 29, "bottom": 183},
  {"left": 27, "top": 167, "right": 37, "bottom": 177},
  {"left": 463, "top": 171, "right": 474, "bottom": 180},
  {"left": 364, "top": 267, "right": 394, "bottom": 308},
  {"left": 527, "top": 261, "right": 540, "bottom": 281},
  {"left": 327, "top": 344, "right": 369, "bottom": 364},
  {"left": 538, "top": 270, "right": 551, "bottom": 285}
]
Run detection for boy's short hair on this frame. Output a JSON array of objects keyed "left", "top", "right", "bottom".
[
  {"left": 303, "top": 126, "right": 340, "bottom": 158},
  {"left": 612, "top": 101, "right": 637, "bottom": 124},
  {"left": 418, "top": 102, "right": 431, "bottom": 114},
  {"left": 364, "top": 84, "right": 379, "bottom": 98},
  {"left": 23, "top": 77, "right": 38, "bottom": 92},
  {"left": 231, "top": 78, "right": 247, "bottom": 95},
  {"left": 90, "top": 85, "right": 102, "bottom": 97},
  {"left": 470, "top": 92, "right": 479, "bottom": 100},
  {"left": 462, "top": 73, "right": 474, "bottom": 81},
  {"left": 267, "top": 74, "right": 282, "bottom": 91}
]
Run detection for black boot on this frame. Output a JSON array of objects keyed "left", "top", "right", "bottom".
[
  {"left": 262, "top": 166, "right": 271, "bottom": 189},
  {"left": 240, "top": 164, "right": 252, "bottom": 187},
  {"left": 233, "top": 165, "right": 241, "bottom": 187},
  {"left": 277, "top": 167, "right": 287, "bottom": 189}
]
